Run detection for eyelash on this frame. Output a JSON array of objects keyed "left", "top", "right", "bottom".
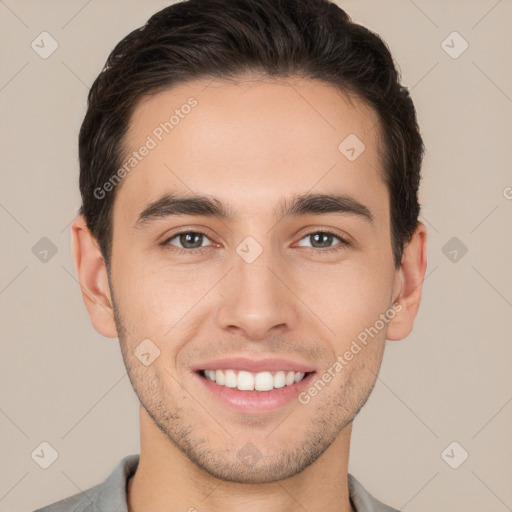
[{"left": 161, "top": 229, "right": 350, "bottom": 256}]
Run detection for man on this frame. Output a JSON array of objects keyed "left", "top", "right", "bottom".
[{"left": 35, "top": 0, "right": 427, "bottom": 510}]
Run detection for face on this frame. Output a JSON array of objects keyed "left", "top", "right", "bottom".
[{"left": 82, "top": 77, "right": 409, "bottom": 483}]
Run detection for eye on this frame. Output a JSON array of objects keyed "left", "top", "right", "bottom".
[
  {"left": 161, "top": 229, "right": 349, "bottom": 256},
  {"left": 296, "top": 230, "right": 349, "bottom": 252},
  {"left": 163, "top": 230, "right": 213, "bottom": 253}
]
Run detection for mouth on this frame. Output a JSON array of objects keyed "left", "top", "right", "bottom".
[
  {"left": 197, "top": 368, "right": 313, "bottom": 391},
  {"left": 194, "top": 368, "right": 317, "bottom": 414}
]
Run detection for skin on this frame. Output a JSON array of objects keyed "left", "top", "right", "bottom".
[{"left": 72, "top": 76, "right": 427, "bottom": 512}]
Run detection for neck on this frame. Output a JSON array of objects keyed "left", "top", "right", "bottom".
[{"left": 127, "top": 406, "right": 355, "bottom": 512}]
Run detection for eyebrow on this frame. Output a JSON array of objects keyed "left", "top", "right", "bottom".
[{"left": 133, "top": 191, "right": 374, "bottom": 229}]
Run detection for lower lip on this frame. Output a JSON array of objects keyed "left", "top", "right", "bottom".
[{"left": 194, "top": 371, "right": 316, "bottom": 414}]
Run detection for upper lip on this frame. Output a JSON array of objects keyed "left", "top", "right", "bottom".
[{"left": 191, "top": 356, "right": 316, "bottom": 374}]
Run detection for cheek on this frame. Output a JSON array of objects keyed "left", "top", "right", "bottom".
[
  {"left": 296, "top": 260, "right": 393, "bottom": 339},
  {"left": 112, "top": 260, "right": 212, "bottom": 339},
  {"left": 111, "top": 260, "right": 166, "bottom": 335}
]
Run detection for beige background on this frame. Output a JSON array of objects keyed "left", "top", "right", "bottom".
[{"left": 1, "top": 1, "right": 511, "bottom": 511}]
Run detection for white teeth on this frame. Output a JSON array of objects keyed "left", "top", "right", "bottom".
[
  {"left": 285, "top": 371, "right": 295, "bottom": 386},
  {"left": 215, "top": 369, "right": 225, "bottom": 385},
  {"left": 202, "top": 369, "right": 307, "bottom": 391},
  {"left": 224, "top": 369, "right": 238, "bottom": 388},
  {"left": 254, "top": 371, "right": 274, "bottom": 391},
  {"left": 238, "top": 370, "right": 255, "bottom": 390},
  {"left": 273, "top": 371, "right": 286, "bottom": 388}
]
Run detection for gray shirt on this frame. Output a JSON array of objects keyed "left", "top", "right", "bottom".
[{"left": 33, "top": 454, "right": 399, "bottom": 512}]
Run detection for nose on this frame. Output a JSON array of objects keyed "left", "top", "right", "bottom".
[{"left": 215, "top": 249, "right": 300, "bottom": 341}]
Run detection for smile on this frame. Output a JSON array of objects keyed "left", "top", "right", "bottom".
[{"left": 195, "top": 369, "right": 316, "bottom": 414}]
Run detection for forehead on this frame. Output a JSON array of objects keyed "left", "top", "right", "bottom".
[{"left": 114, "top": 77, "right": 386, "bottom": 225}]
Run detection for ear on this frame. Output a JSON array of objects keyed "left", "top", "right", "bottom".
[
  {"left": 71, "top": 215, "right": 118, "bottom": 338},
  {"left": 386, "top": 222, "right": 427, "bottom": 341}
]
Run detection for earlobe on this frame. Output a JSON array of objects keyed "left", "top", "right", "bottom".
[
  {"left": 71, "top": 215, "right": 119, "bottom": 339},
  {"left": 386, "top": 222, "right": 428, "bottom": 341}
]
